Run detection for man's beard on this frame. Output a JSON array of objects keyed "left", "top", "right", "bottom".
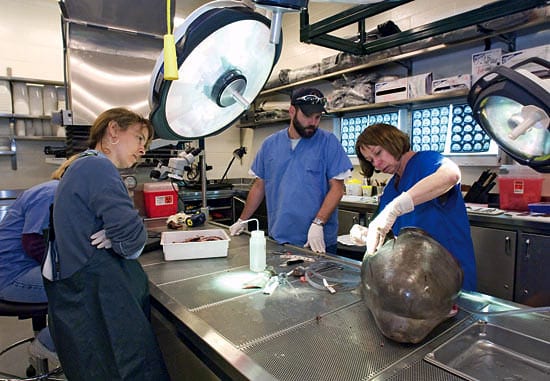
[{"left": 293, "top": 115, "right": 317, "bottom": 138}]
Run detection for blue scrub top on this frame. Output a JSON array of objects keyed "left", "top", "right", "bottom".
[
  {"left": 0, "top": 180, "right": 58, "bottom": 290},
  {"left": 379, "top": 151, "right": 477, "bottom": 291},
  {"left": 252, "top": 128, "right": 352, "bottom": 247}
]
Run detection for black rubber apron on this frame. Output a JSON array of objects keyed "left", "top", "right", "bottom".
[{"left": 44, "top": 250, "right": 170, "bottom": 381}]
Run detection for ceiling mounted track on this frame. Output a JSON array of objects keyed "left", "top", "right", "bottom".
[{"left": 300, "top": 0, "right": 549, "bottom": 55}]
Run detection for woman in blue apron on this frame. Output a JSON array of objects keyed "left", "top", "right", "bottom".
[{"left": 44, "top": 108, "right": 170, "bottom": 380}]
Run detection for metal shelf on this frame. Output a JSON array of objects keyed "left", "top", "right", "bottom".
[
  {"left": 209, "top": 205, "right": 232, "bottom": 211},
  {"left": 260, "top": 1, "right": 548, "bottom": 96},
  {"left": 0, "top": 76, "right": 63, "bottom": 87},
  {"left": 0, "top": 137, "right": 17, "bottom": 170},
  {"left": 241, "top": 89, "right": 469, "bottom": 128},
  {"left": 14, "top": 136, "right": 65, "bottom": 141},
  {"left": 328, "top": 89, "right": 470, "bottom": 115},
  {"left": 237, "top": 117, "right": 290, "bottom": 129},
  {"left": 0, "top": 113, "right": 54, "bottom": 120},
  {"left": 0, "top": 76, "right": 65, "bottom": 170},
  {"left": 245, "top": 3, "right": 548, "bottom": 127}
]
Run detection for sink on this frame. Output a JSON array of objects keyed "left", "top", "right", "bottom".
[{"left": 424, "top": 320, "right": 550, "bottom": 381}]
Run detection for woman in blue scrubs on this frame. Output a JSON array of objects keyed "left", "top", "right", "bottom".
[
  {"left": 350, "top": 123, "right": 476, "bottom": 291},
  {"left": 0, "top": 156, "right": 76, "bottom": 362}
]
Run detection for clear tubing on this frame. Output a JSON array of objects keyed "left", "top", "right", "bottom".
[{"left": 240, "top": 218, "right": 259, "bottom": 231}]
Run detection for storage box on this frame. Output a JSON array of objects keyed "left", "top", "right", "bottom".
[
  {"left": 432, "top": 74, "right": 471, "bottom": 94},
  {"left": 528, "top": 202, "right": 550, "bottom": 214},
  {"left": 501, "top": 45, "right": 549, "bottom": 74},
  {"left": 143, "top": 182, "right": 178, "bottom": 218},
  {"left": 407, "top": 72, "right": 432, "bottom": 98},
  {"left": 497, "top": 166, "right": 543, "bottom": 211},
  {"left": 0, "top": 80, "right": 12, "bottom": 113},
  {"left": 375, "top": 77, "right": 408, "bottom": 102},
  {"left": 472, "top": 48, "right": 502, "bottom": 83},
  {"left": 374, "top": 73, "right": 432, "bottom": 102},
  {"left": 160, "top": 229, "right": 230, "bottom": 261}
]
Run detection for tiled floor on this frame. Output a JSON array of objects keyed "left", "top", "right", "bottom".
[
  {"left": 0, "top": 315, "right": 35, "bottom": 378},
  {"left": 1, "top": 312, "right": 213, "bottom": 380},
  {"left": 0, "top": 316, "right": 62, "bottom": 380}
]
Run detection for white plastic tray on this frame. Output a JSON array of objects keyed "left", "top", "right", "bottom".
[{"left": 160, "top": 229, "right": 230, "bottom": 261}]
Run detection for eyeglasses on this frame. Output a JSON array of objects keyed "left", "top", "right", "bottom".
[{"left": 293, "top": 95, "right": 327, "bottom": 107}]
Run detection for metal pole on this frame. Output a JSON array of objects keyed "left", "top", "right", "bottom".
[{"left": 199, "top": 139, "right": 209, "bottom": 219}]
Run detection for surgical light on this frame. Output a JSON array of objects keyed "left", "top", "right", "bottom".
[
  {"left": 149, "top": 1, "right": 282, "bottom": 140},
  {"left": 253, "top": 0, "right": 307, "bottom": 44},
  {"left": 468, "top": 57, "right": 550, "bottom": 172}
]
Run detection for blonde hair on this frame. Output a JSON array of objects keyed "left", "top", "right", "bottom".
[{"left": 50, "top": 154, "right": 79, "bottom": 180}]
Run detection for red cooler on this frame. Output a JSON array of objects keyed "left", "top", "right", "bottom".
[{"left": 143, "top": 182, "right": 178, "bottom": 218}]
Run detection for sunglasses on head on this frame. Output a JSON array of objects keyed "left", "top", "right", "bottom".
[{"left": 293, "top": 95, "right": 327, "bottom": 106}]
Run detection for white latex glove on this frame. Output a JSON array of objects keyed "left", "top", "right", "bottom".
[
  {"left": 90, "top": 229, "right": 112, "bottom": 249},
  {"left": 304, "top": 223, "right": 326, "bottom": 253},
  {"left": 366, "top": 192, "right": 414, "bottom": 255},
  {"left": 349, "top": 224, "right": 369, "bottom": 246},
  {"left": 229, "top": 218, "right": 246, "bottom": 236}
]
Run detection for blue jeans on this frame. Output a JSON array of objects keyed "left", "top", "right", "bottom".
[
  {"left": 0, "top": 266, "right": 55, "bottom": 351},
  {"left": 0, "top": 266, "right": 47, "bottom": 302}
]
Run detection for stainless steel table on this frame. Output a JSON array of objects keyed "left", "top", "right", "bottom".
[{"left": 140, "top": 220, "right": 550, "bottom": 381}]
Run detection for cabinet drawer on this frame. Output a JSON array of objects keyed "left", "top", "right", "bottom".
[
  {"left": 515, "top": 233, "right": 550, "bottom": 307},
  {"left": 338, "top": 209, "right": 362, "bottom": 236},
  {"left": 470, "top": 226, "right": 517, "bottom": 301}
]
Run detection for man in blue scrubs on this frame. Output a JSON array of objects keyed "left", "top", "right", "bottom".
[{"left": 230, "top": 87, "right": 353, "bottom": 254}]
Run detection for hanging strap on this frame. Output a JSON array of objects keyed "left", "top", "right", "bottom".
[{"left": 42, "top": 204, "right": 59, "bottom": 281}]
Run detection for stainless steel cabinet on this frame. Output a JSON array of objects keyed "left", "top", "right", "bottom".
[
  {"left": 515, "top": 233, "right": 550, "bottom": 307},
  {"left": 338, "top": 209, "right": 362, "bottom": 236},
  {"left": 470, "top": 225, "right": 517, "bottom": 301},
  {"left": 471, "top": 225, "right": 550, "bottom": 307}
]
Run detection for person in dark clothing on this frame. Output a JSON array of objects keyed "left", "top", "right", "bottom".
[{"left": 45, "top": 108, "right": 170, "bottom": 381}]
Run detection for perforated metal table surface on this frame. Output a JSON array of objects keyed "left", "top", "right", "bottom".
[{"left": 140, "top": 220, "right": 550, "bottom": 381}]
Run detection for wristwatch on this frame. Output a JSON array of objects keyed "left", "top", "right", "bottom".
[{"left": 312, "top": 217, "right": 325, "bottom": 226}]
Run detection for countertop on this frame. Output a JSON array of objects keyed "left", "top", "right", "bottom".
[
  {"left": 139, "top": 220, "right": 550, "bottom": 381},
  {"left": 338, "top": 195, "right": 550, "bottom": 233}
]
